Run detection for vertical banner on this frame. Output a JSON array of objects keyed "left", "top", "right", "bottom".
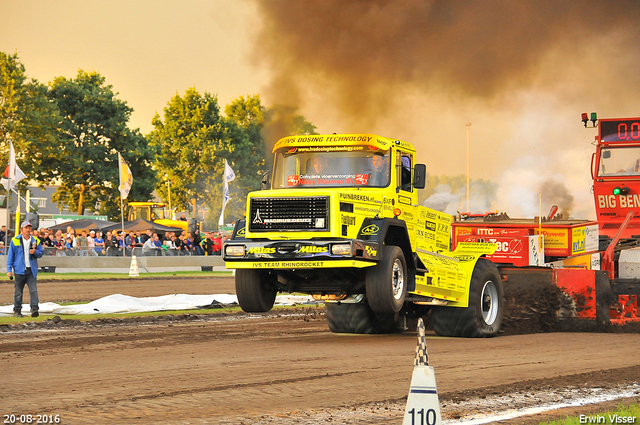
[
  {"left": 219, "top": 159, "right": 236, "bottom": 226},
  {"left": 118, "top": 153, "right": 133, "bottom": 200},
  {"left": 1, "top": 141, "right": 26, "bottom": 191},
  {"left": 118, "top": 152, "right": 133, "bottom": 256}
]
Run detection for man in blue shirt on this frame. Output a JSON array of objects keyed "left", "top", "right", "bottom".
[{"left": 6, "top": 221, "right": 43, "bottom": 317}]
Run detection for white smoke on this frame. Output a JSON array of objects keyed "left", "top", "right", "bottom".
[{"left": 423, "top": 183, "right": 495, "bottom": 216}]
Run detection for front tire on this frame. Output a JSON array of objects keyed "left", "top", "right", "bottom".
[
  {"left": 432, "top": 259, "right": 503, "bottom": 337},
  {"left": 235, "top": 269, "right": 277, "bottom": 312},
  {"left": 325, "top": 301, "right": 399, "bottom": 334},
  {"left": 366, "top": 246, "right": 407, "bottom": 314}
]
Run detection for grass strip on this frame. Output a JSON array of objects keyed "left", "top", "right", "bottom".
[
  {"left": 37, "top": 270, "right": 233, "bottom": 280},
  {"left": 539, "top": 403, "right": 639, "bottom": 425}
]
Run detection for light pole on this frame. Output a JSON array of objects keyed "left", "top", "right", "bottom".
[{"left": 466, "top": 123, "right": 471, "bottom": 212}]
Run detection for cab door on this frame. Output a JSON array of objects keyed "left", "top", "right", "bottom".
[{"left": 395, "top": 150, "right": 418, "bottom": 248}]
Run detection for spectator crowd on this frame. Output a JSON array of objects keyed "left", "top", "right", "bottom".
[{"left": 0, "top": 225, "right": 228, "bottom": 257}]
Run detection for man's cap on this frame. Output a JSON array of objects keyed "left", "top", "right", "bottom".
[{"left": 21, "top": 221, "right": 32, "bottom": 228}]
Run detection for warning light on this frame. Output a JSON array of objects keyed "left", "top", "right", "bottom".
[
  {"left": 613, "top": 186, "right": 630, "bottom": 196},
  {"left": 581, "top": 112, "right": 598, "bottom": 128},
  {"left": 393, "top": 208, "right": 402, "bottom": 217}
]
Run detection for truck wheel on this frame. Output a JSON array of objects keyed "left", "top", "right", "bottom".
[
  {"left": 365, "top": 246, "right": 407, "bottom": 314},
  {"left": 235, "top": 269, "right": 277, "bottom": 312},
  {"left": 432, "top": 259, "right": 503, "bottom": 337},
  {"left": 325, "top": 302, "right": 399, "bottom": 334}
]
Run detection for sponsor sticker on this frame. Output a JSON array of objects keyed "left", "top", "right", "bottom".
[{"left": 361, "top": 224, "right": 380, "bottom": 235}]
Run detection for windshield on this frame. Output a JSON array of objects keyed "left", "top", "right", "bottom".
[
  {"left": 272, "top": 146, "right": 391, "bottom": 188},
  {"left": 598, "top": 147, "right": 640, "bottom": 177},
  {"left": 128, "top": 205, "right": 170, "bottom": 221}
]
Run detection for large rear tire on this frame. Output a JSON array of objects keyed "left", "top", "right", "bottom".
[
  {"left": 235, "top": 269, "right": 277, "bottom": 312},
  {"left": 366, "top": 246, "right": 407, "bottom": 314},
  {"left": 325, "top": 302, "right": 399, "bottom": 334},
  {"left": 432, "top": 259, "right": 503, "bottom": 337}
]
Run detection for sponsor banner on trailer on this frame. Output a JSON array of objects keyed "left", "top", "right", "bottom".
[
  {"left": 456, "top": 235, "right": 542, "bottom": 266},
  {"left": 571, "top": 224, "right": 599, "bottom": 255}
]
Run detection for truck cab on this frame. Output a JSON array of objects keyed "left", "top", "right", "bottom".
[
  {"left": 247, "top": 134, "right": 426, "bottom": 242},
  {"left": 592, "top": 117, "right": 640, "bottom": 240}
]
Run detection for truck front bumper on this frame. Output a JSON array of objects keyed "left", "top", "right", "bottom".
[{"left": 223, "top": 239, "right": 379, "bottom": 269}]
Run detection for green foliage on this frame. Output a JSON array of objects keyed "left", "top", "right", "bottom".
[
  {"left": 0, "top": 52, "right": 27, "bottom": 141},
  {"left": 151, "top": 91, "right": 318, "bottom": 228},
  {"left": 538, "top": 403, "right": 640, "bottom": 425},
  {"left": 0, "top": 52, "right": 61, "bottom": 192},
  {"left": 0, "top": 54, "right": 156, "bottom": 219},
  {"left": 2, "top": 52, "right": 319, "bottom": 226},
  {"left": 225, "top": 94, "right": 264, "bottom": 127},
  {"left": 150, "top": 88, "right": 258, "bottom": 225},
  {"left": 221, "top": 95, "right": 269, "bottom": 225},
  {"left": 45, "top": 70, "right": 156, "bottom": 218}
]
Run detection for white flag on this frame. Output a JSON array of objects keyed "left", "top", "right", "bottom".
[
  {"left": 218, "top": 159, "right": 236, "bottom": 226},
  {"left": 118, "top": 152, "right": 133, "bottom": 199},
  {"left": 1, "top": 141, "right": 27, "bottom": 191}
]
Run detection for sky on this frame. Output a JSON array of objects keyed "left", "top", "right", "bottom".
[
  {"left": 0, "top": 0, "right": 267, "bottom": 133},
  {"left": 3, "top": 0, "right": 640, "bottom": 219}
]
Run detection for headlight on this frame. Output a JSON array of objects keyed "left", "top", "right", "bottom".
[
  {"left": 225, "top": 245, "right": 246, "bottom": 257},
  {"left": 331, "top": 243, "right": 352, "bottom": 255}
]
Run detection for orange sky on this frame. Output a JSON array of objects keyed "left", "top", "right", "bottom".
[
  {"left": 0, "top": 0, "right": 267, "bottom": 134},
  {"left": 3, "top": 0, "right": 640, "bottom": 219}
]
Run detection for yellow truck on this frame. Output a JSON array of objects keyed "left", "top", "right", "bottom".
[
  {"left": 126, "top": 202, "right": 197, "bottom": 234},
  {"left": 223, "top": 134, "right": 500, "bottom": 336}
]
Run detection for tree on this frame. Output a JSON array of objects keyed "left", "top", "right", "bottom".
[
  {"left": 151, "top": 90, "right": 320, "bottom": 228},
  {"left": 0, "top": 52, "right": 61, "bottom": 195},
  {"left": 0, "top": 52, "right": 27, "bottom": 145},
  {"left": 45, "top": 70, "right": 156, "bottom": 218},
  {"left": 225, "top": 94, "right": 264, "bottom": 128},
  {"left": 222, "top": 95, "right": 268, "bottom": 223},
  {"left": 221, "top": 96, "right": 318, "bottom": 225},
  {"left": 150, "top": 89, "right": 266, "bottom": 226}
]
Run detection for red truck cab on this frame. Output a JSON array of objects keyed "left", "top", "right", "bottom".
[{"left": 592, "top": 117, "right": 640, "bottom": 239}]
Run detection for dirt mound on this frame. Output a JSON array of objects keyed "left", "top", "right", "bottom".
[
  {"left": 500, "top": 283, "right": 640, "bottom": 336},
  {"left": 501, "top": 284, "right": 569, "bottom": 334}
]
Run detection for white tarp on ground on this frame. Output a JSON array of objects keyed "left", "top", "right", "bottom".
[{"left": 0, "top": 293, "right": 316, "bottom": 316}]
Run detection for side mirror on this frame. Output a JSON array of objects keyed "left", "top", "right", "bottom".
[
  {"left": 261, "top": 171, "right": 271, "bottom": 190},
  {"left": 413, "top": 164, "right": 426, "bottom": 189}
]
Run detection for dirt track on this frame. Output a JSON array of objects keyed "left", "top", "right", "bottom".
[{"left": 1, "top": 276, "right": 640, "bottom": 424}]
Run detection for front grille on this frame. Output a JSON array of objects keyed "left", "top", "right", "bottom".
[{"left": 249, "top": 197, "right": 329, "bottom": 231}]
